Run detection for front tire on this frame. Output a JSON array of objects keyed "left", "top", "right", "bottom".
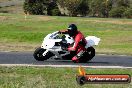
[{"left": 33, "top": 47, "right": 54, "bottom": 61}]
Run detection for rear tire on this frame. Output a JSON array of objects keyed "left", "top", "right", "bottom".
[
  {"left": 79, "top": 47, "right": 95, "bottom": 63},
  {"left": 87, "top": 47, "right": 95, "bottom": 61},
  {"left": 33, "top": 47, "right": 54, "bottom": 61}
]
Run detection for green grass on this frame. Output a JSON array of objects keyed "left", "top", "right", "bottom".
[
  {"left": 0, "top": 0, "right": 24, "bottom": 14},
  {"left": 0, "top": 66, "right": 132, "bottom": 88},
  {"left": 0, "top": 13, "right": 132, "bottom": 55}
]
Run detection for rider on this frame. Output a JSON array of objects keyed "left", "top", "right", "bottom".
[{"left": 59, "top": 24, "right": 87, "bottom": 63}]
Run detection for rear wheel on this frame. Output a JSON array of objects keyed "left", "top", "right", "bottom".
[
  {"left": 87, "top": 47, "right": 95, "bottom": 61},
  {"left": 79, "top": 47, "right": 95, "bottom": 63},
  {"left": 33, "top": 47, "right": 54, "bottom": 61}
]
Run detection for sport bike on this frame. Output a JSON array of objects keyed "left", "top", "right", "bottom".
[{"left": 33, "top": 31, "right": 100, "bottom": 63}]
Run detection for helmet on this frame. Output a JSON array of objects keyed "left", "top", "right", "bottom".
[{"left": 67, "top": 24, "right": 78, "bottom": 37}]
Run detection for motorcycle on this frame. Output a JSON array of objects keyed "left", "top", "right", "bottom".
[{"left": 33, "top": 31, "right": 100, "bottom": 63}]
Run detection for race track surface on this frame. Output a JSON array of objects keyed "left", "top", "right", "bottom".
[{"left": 0, "top": 52, "right": 132, "bottom": 68}]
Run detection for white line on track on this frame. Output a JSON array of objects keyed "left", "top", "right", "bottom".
[{"left": 0, "top": 64, "right": 132, "bottom": 68}]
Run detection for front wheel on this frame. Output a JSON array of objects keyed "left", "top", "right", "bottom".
[{"left": 33, "top": 47, "right": 54, "bottom": 61}]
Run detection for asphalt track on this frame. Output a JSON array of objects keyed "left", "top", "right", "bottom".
[{"left": 0, "top": 52, "right": 132, "bottom": 68}]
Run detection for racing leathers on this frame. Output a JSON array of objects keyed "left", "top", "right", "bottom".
[{"left": 60, "top": 30, "right": 87, "bottom": 62}]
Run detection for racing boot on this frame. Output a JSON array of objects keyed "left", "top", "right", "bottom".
[{"left": 72, "top": 50, "right": 84, "bottom": 63}]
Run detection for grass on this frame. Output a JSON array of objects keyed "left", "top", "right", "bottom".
[
  {"left": 0, "top": 13, "right": 132, "bottom": 55},
  {"left": 0, "top": 0, "right": 10, "bottom": 2},
  {"left": 0, "top": 5, "right": 24, "bottom": 14},
  {"left": 0, "top": 0, "right": 24, "bottom": 14},
  {"left": 0, "top": 66, "right": 132, "bottom": 88}
]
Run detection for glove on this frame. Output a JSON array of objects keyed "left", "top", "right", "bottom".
[
  {"left": 58, "top": 31, "right": 62, "bottom": 34},
  {"left": 58, "top": 30, "right": 68, "bottom": 34}
]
